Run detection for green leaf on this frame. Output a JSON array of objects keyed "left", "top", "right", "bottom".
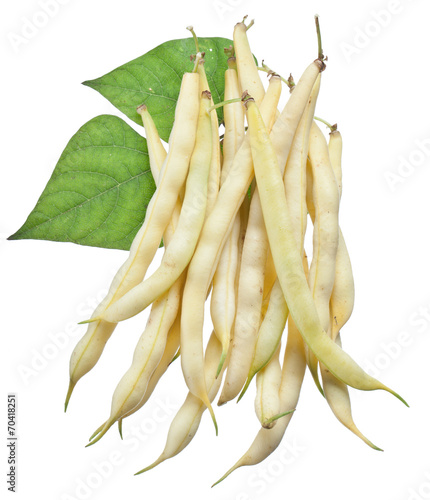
[
  {"left": 83, "top": 36, "right": 233, "bottom": 142},
  {"left": 9, "top": 115, "right": 155, "bottom": 251}
]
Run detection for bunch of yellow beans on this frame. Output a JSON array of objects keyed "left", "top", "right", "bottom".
[{"left": 65, "top": 17, "right": 407, "bottom": 484}]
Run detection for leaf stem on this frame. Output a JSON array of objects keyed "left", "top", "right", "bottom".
[
  {"left": 314, "top": 116, "right": 337, "bottom": 133},
  {"left": 192, "top": 52, "right": 203, "bottom": 73},
  {"left": 237, "top": 15, "right": 254, "bottom": 31},
  {"left": 224, "top": 45, "right": 235, "bottom": 58},
  {"left": 245, "top": 18, "right": 255, "bottom": 31},
  {"left": 315, "top": 14, "right": 324, "bottom": 61},
  {"left": 186, "top": 26, "right": 200, "bottom": 52},
  {"left": 257, "top": 61, "right": 295, "bottom": 92},
  {"left": 207, "top": 97, "right": 243, "bottom": 114}
]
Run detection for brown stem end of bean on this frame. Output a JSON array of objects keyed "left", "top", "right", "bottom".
[
  {"left": 227, "top": 56, "right": 237, "bottom": 70},
  {"left": 136, "top": 103, "right": 147, "bottom": 115},
  {"left": 241, "top": 91, "right": 254, "bottom": 109},
  {"left": 288, "top": 73, "right": 295, "bottom": 93},
  {"left": 224, "top": 44, "right": 235, "bottom": 58},
  {"left": 314, "top": 14, "right": 327, "bottom": 71}
]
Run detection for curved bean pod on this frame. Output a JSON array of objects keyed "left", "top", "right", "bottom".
[
  {"left": 180, "top": 76, "right": 282, "bottom": 422},
  {"left": 65, "top": 74, "right": 199, "bottom": 408},
  {"left": 245, "top": 94, "right": 407, "bottom": 404},
  {"left": 210, "top": 61, "right": 244, "bottom": 374},
  {"left": 238, "top": 76, "right": 321, "bottom": 400},
  {"left": 255, "top": 344, "right": 283, "bottom": 428},
  {"left": 328, "top": 130, "right": 354, "bottom": 340},
  {"left": 220, "top": 181, "right": 270, "bottom": 403},
  {"left": 315, "top": 127, "right": 379, "bottom": 449},
  {"left": 118, "top": 308, "right": 181, "bottom": 432},
  {"left": 135, "top": 332, "right": 225, "bottom": 475},
  {"left": 305, "top": 120, "right": 340, "bottom": 393},
  {"left": 196, "top": 56, "right": 221, "bottom": 217},
  {"left": 328, "top": 129, "right": 343, "bottom": 197},
  {"left": 87, "top": 271, "right": 185, "bottom": 446},
  {"left": 213, "top": 281, "right": 308, "bottom": 486},
  {"left": 219, "top": 60, "right": 323, "bottom": 405},
  {"left": 99, "top": 91, "right": 213, "bottom": 323},
  {"left": 86, "top": 90, "right": 213, "bottom": 444},
  {"left": 234, "top": 18, "right": 266, "bottom": 105}
]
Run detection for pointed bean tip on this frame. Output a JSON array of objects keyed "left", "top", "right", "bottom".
[
  {"left": 77, "top": 318, "right": 94, "bottom": 325},
  {"left": 215, "top": 350, "right": 227, "bottom": 379},
  {"left": 398, "top": 394, "right": 409, "bottom": 408},
  {"left": 212, "top": 463, "right": 239, "bottom": 487},
  {"left": 89, "top": 423, "right": 105, "bottom": 442},
  {"left": 366, "top": 437, "right": 384, "bottom": 452},
  {"left": 211, "top": 472, "right": 229, "bottom": 488},
  {"left": 87, "top": 418, "right": 114, "bottom": 446},
  {"left": 385, "top": 386, "right": 409, "bottom": 407},
  {"left": 236, "top": 390, "right": 245, "bottom": 403},
  {"left": 64, "top": 381, "right": 75, "bottom": 412},
  {"left": 210, "top": 409, "right": 219, "bottom": 436},
  {"left": 237, "top": 376, "right": 252, "bottom": 403},
  {"left": 362, "top": 432, "right": 384, "bottom": 452},
  {"left": 134, "top": 460, "right": 159, "bottom": 476},
  {"left": 204, "top": 397, "right": 218, "bottom": 435}
]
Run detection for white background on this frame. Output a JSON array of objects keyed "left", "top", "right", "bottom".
[{"left": 1, "top": 0, "right": 429, "bottom": 499}]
